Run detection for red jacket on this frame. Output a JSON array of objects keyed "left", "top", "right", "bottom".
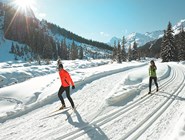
[{"left": 59, "top": 69, "right": 74, "bottom": 87}]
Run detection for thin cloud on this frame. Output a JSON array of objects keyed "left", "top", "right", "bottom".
[{"left": 100, "top": 32, "right": 110, "bottom": 37}]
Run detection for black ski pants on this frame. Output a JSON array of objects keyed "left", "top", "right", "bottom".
[
  {"left": 58, "top": 86, "right": 74, "bottom": 108},
  {"left": 149, "top": 77, "right": 158, "bottom": 92}
]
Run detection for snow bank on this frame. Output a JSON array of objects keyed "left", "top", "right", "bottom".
[
  {"left": 0, "top": 59, "right": 110, "bottom": 88},
  {"left": 105, "top": 62, "right": 170, "bottom": 106}
]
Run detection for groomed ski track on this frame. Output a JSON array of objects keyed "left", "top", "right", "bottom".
[{"left": 0, "top": 63, "right": 185, "bottom": 140}]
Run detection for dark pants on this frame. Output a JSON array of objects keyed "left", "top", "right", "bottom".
[
  {"left": 149, "top": 77, "right": 158, "bottom": 92},
  {"left": 58, "top": 86, "right": 74, "bottom": 108}
]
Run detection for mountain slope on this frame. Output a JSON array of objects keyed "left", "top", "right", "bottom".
[{"left": 0, "top": 2, "right": 112, "bottom": 62}]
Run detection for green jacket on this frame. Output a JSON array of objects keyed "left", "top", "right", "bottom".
[{"left": 149, "top": 66, "right": 157, "bottom": 77}]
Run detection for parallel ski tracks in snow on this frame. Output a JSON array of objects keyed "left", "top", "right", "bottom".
[
  {"left": 54, "top": 65, "right": 185, "bottom": 140},
  {"left": 119, "top": 65, "right": 185, "bottom": 140}
]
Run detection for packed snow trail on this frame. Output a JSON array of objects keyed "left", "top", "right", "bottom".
[{"left": 0, "top": 63, "right": 185, "bottom": 140}]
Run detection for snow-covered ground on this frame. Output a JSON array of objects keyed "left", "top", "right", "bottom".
[{"left": 0, "top": 59, "right": 185, "bottom": 140}]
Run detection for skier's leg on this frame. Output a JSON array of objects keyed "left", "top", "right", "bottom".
[
  {"left": 66, "top": 86, "right": 75, "bottom": 108},
  {"left": 58, "top": 86, "right": 66, "bottom": 106},
  {"left": 154, "top": 77, "right": 158, "bottom": 91},
  {"left": 149, "top": 77, "right": 152, "bottom": 93}
]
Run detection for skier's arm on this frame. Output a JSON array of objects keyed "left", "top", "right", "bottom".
[
  {"left": 68, "top": 74, "right": 75, "bottom": 89},
  {"left": 67, "top": 72, "right": 75, "bottom": 86},
  {"left": 154, "top": 65, "right": 157, "bottom": 70},
  {"left": 149, "top": 66, "right": 151, "bottom": 76}
]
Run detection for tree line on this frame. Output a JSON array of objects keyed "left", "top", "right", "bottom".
[
  {"left": 112, "top": 36, "right": 139, "bottom": 63},
  {"left": 9, "top": 39, "right": 84, "bottom": 61},
  {"left": 118, "top": 22, "right": 185, "bottom": 63},
  {"left": 161, "top": 22, "right": 185, "bottom": 62}
]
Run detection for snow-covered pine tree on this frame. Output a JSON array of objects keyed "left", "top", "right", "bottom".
[
  {"left": 132, "top": 41, "right": 138, "bottom": 60},
  {"left": 182, "top": 26, "right": 185, "bottom": 60},
  {"left": 112, "top": 40, "right": 117, "bottom": 61},
  {"left": 160, "top": 30, "right": 168, "bottom": 62},
  {"left": 70, "top": 40, "right": 78, "bottom": 60},
  {"left": 57, "top": 42, "right": 62, "bottom": 59},
  {"left": 117, "top": 41, "right": 122, "bottom": 63},
  {"left": 167, "top": 22, "right": 178, "bottom": 61},
  {"left": 177, "top": 25, "right": 185, "bottom": 61},
  {"left": 43, "top": 39, "right": 53, "bottom": 59},
  {"left": 62, "top": 38, "right": 68, "bottom": 60},
  {"left": 79, "top": 47, "right": 84, "bottom": 59},
  {"left": 10, "top": 42, "right": 15, "bottom": 54},
  {"left": 121, "top": 36, "right": 127, "bottom": 61},
  {"left": 161, "top": 22, "right": 178, "bottom": 62},
  {"left": 24, "top": 45, "right": 29, "bottom": 55},
  {"left": 128, "top": 45, "right": 132, "bottom": 61},
  {"left": 37, "top": 55, "right": 41, "bottom": 65}
]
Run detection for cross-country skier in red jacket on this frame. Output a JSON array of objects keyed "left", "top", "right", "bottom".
[{"left": 58, "top": 63, "right": 75, "bottom": 110}]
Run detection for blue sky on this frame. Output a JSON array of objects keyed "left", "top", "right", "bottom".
[{"left": 31, "top": 0, "right": 185, "bottom": 43}]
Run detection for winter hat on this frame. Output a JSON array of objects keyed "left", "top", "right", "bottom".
[
  {"left": 59, "top": 64, "right": 63, "bottom": 69},
  {"left": 150, "top": 60, "right": 154, "bottom": 63}
]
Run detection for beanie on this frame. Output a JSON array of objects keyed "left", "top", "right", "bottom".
[{"left": 59, "top": 64, "right": 63, "bottom": 69}]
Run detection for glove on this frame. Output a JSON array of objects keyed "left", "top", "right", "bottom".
[{"left": 72, "top": 86, "right": 75, "bottom": 89}]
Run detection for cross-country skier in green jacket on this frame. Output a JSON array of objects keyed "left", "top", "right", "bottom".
[{"left": 148, "top": 60, "right": 158, "bottom": 94}]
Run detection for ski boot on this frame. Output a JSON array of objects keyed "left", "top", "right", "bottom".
[{"left": 59, "top": 105, "right": 66, "bottom": 110}]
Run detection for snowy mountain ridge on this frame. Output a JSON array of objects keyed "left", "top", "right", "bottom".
[
  {"left": 108, "top": 19, "right": 185, "bottom": 48},
  {"left": 126, "top": 31, "right": 163, "bottom": 47},
  {"left": 108, "top": 30, "right": 163, "bottom": 48},
  {"left": 173, "top": 19, "right": 185, "bottom": 34}
]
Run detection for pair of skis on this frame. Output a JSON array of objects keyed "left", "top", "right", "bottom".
[
  {"left": 49, "top": 105, "right": 77, "bottom": 121},
  {"left": 50, "top": 107, "right": 71, "bottom": 114},
  {"left": 141, "top": 89, "right": 160, "bottom": 99}
]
